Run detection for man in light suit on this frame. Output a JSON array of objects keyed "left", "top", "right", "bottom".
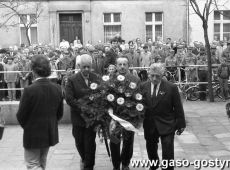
[
  {"left": 141, "top": 63, "right": 186, "bottom": 170},
  {"left": 17, "top": 55, "right": 63, "bottom": 170},
  {"left": 65, "top": 54, "right": 101, "bottom": 170}
]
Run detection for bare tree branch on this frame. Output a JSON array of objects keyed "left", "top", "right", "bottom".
[
  {"left": 203, "top": 1, "right": 207, "bottom": 19},
  {"left": 0, "top": 0, "right": 43, "bottom": 45},
  {"left": 205, "top": 0, "right": 213, "bottom": 21},
  {"left": 213, "top": 0, "right": 230, "bottom": 18},
  {"left": 190, "top": 0, "right": 204, "bottom": 20}
]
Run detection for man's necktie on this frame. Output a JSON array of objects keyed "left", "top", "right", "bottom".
[
  {"left": 152, "top": 84, "right": 157, "bottom": 104},
  {"left": 153, "top": 84, "right": 157, "bottom": 97}
]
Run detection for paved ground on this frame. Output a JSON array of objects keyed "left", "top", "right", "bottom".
[{"left": 0, "top": 101, "right": 230, "bottom": 170}]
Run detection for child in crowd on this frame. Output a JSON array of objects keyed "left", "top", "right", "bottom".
[{"left": 107, "top": 64, "right": 116, "bottom": 77}]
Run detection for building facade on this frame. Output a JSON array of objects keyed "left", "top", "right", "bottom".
[
  {"left": 189, "top": 0, "right": 230, "bottom": 44},
  {"left": 0, "top": 0, "right": 187, "bottom": 48}
]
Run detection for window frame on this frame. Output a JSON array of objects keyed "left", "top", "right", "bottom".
[
  {"left": 214, "top": 10, "right": 230, "bottom": 41},
  {"left": 19, "top": 14, "right": 38, "bottom": 45},
  {"left": 103, "top": 13, "right": 122, "bottom": 43},
  {"left": 145, "top": 12, "right": 163, "bottom": 42}
]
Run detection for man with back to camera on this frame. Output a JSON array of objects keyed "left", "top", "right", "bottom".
[
  {"left": 140, "top": 63, "right": 186, "bottom": 170},
  {"left": 16, "top": 55, "right": 63, "bottom": 170}
]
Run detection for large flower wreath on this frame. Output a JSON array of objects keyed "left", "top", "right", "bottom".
[{"left": 77, "top": 74, "right": 145, "bottom": 145}]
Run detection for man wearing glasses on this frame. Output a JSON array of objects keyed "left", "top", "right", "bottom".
[{"left": 140, "top": 63, "right": 186, "bottom": 170}]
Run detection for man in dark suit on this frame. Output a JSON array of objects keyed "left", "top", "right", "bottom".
[
  {"left": 65, "top": 54, "right": 101, "bottom": 170},
  {"left": 141, "top": 63, "right": 186, "bottom": 170},
  {"left": 16, "top": 55, "right": 63, "bottom": 170},
  {"left": 110, "top": 56, "right": 140, "bottom": 170}
]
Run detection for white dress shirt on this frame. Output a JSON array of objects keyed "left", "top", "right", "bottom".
[{"left": 151, "top": 82, "right": 161, "bottom": 97}]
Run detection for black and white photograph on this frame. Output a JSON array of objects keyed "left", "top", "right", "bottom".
[{"left": 0, "top": 0, "right": 230, "bottom": 170}]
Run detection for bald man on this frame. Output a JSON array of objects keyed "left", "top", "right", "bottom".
[
  {"left": 141, "top": 63, "right": 186, "bottom": 170},
  {"left": 110, "top": 56, "right": 140, "bottom": 170},
  {"left": 65, "top": 54, "right": 101, "bottom": 170}
]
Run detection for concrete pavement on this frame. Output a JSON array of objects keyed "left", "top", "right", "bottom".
[{"left": 0, "top": 101, "right": 230, "bottom": 170}]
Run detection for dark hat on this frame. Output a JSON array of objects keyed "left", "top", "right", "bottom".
[{"left": 143, "top": 45, "right": 148, "bottom": 49}]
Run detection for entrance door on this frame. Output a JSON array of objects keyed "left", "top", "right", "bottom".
[{"left": 59, "top": 13, "right": 82, "bottom": 44}]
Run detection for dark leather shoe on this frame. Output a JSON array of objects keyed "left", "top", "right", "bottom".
[
  {"left": 113, "top": 168, "right": 120, "bottom": 170},
  {"left": 121, "top": 165, "right": 130, "bottom": 170}
]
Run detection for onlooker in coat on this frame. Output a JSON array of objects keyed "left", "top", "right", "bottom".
[
  {"left": 4, "top": 57, "right": 18, "bottom": 101},
  {"left": 104, "top": 39, "right": 119, "bottom": 70},
  {"left": 0, "top": 59, "right": 4, "bottom": 101},
  {"left": 18, "top": 57, "right": 31, "bottom": 96},
  {"left": 222, "top": 41, "right": 230, "bottom": 65},
  {"left": 139, "top": 45, "right": 151, "bottom": 81},
  {"left": 217, "top": 58, "right": 230, "bottom": 101},
  {"left": 16, "top": 55, "right": 63, "bottom": 170},
  {"left": 196, "top": 48, "right": 208, "bottom": 101}
]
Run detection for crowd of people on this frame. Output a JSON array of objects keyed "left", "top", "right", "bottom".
[
  {"left": 16, "top": 54, "right": 186, "bottom": 170},
  {"left": 11, "top": 34, "right": 230, "bottom": 170},
  {"left": 0, "top": 35, "right": 230, "bottom": 101}
]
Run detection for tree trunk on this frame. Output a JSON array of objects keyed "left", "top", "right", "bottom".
[
  {"left": 203, "top": 21, "right": 214, "bottom": 102},
  {"left": 25, "top": 28, "right": 31, "bottom": 46}
]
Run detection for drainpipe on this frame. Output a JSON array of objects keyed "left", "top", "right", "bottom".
[
  {"left": 187, "top": 0, "right": 190, "bottom": 45},
  {"left": 90, "top": 0, "right": 92, "bottom": 44}
]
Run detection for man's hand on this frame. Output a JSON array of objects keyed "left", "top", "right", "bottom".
[
  {"left": 97, "top": 128, "right": 104, "bottom": 143},
  {"left": 176, "top": 128, "right": 185, "bottom": 135},
  {"left": 109, "top": 120, "right": 116, "bottom": 135}
]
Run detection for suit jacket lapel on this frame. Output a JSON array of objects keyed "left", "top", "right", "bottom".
[
  {"left": 76, "top": 72, "right": 89, "bottom": 89},
  {"left": 152, "top": 80, "right": 166, "bottom": 108}
]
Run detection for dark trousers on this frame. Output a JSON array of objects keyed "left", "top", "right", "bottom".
[
  {"left": 110, "top": 130, "right": 134, "bottom": 169},
  {"left": 0, "top": 82, "right": 5, "bottom": 100},
  {"left": 144, "top": 126, "right": 175, "bottom": 170},
  {"left": 72, "top": 125, "right": 96, "bottom": 170},
  {"left": 198, "top": 70, "right": 208, "bottom": 100}
]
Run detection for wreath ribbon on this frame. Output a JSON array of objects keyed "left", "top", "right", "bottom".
[{"left": 108, "top": 108, "right": 139, "bottom": 133}]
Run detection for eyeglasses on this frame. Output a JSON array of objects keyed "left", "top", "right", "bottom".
[
  {"left": 149, "top": 74, "right": 161, "bottom": 79},
  {"left": 83, "top": 66, "right": 90, "bottom": 69}
]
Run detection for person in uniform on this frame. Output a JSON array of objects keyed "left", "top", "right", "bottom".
[
  {"left": 182, "top": 46, "right": 197, "bottom": 82},
  {"left": 165, "top": 49, "right": 177, "bottom": 81},
  {"left": 196, "top": 47, "right": 208, "bottom": 101}
]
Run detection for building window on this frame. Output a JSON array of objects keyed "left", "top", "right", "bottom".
[
  {"left": 214, "top": 10, "right": 230, "bottom": 41},
  {"left": 145, "top": 12, "right": 163, "bottom": 42},
  {"left": 103, "top": 13, "right": 121, "bottom": 43},
  {"left": 19, "top": 14, "right": 38, "bottom": 45}
]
